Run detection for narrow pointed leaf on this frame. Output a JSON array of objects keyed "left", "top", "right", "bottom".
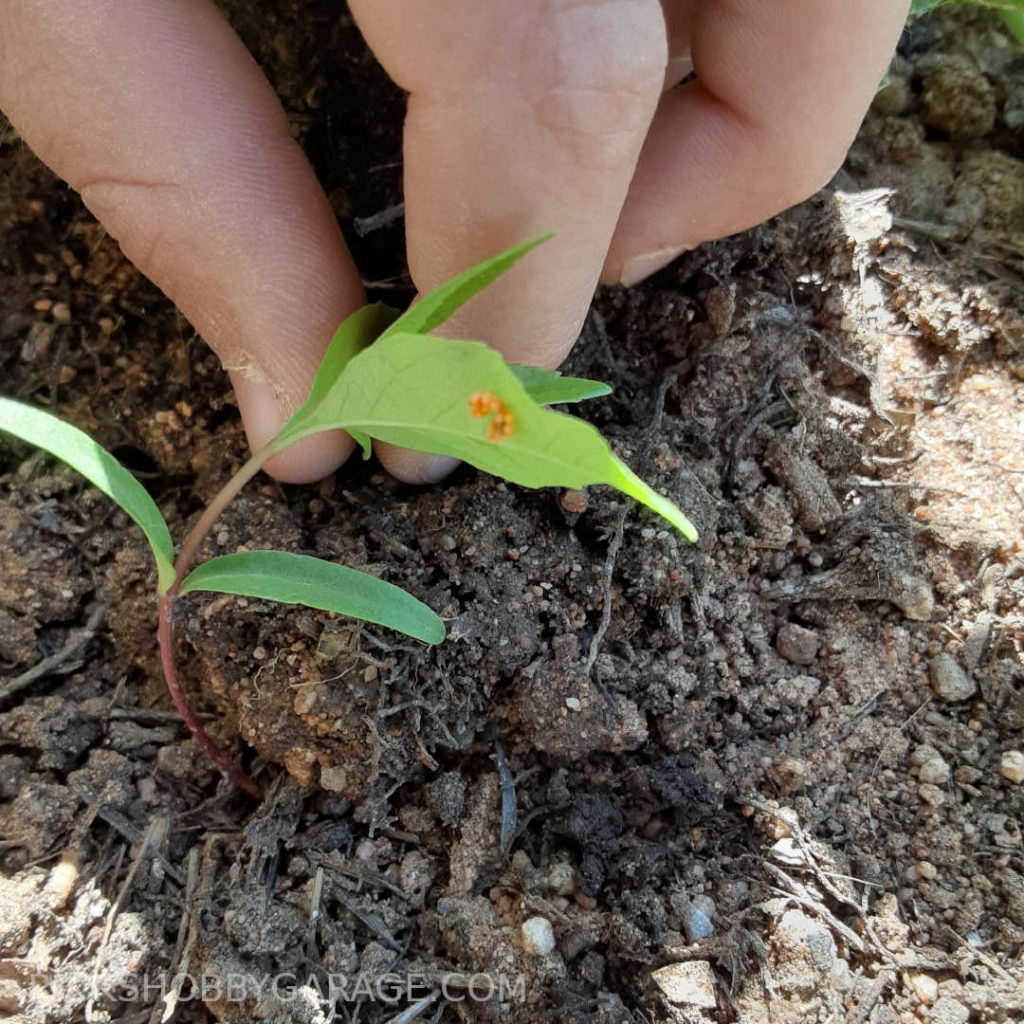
[
  {"left": 281, "top": 333, "right": 697, "bottom": 541},
  {"left": 179, "top": 551, "right": 444, "bottom": 644},
  {"left": 510, "top": 365, "right": 612, "bottom": 406},
  {"left": 278, "top": 303, "right": 400, "bottom": 447},
  {"left": 379, "top": 235, "right": 553, "bottom": 340},
  {"left": 307, "top": 302, "right": 400, "bottom": 406},
  {"left": 0, "top": 396, "right": 176, "bottom": 589}
]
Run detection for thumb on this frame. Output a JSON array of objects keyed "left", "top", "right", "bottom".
[{"left": 0, "top": 0, "right": 364, "bottom": 482}]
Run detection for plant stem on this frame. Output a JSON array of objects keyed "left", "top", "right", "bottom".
[
  {"left": 157, "top": 594, "right": 261, "bottom": 797},
  {"left": 156, "top": 441, "right": 281, "bottom": 799},
  {"left": 173, "top": 445, "right": 277, "bottom": 583}
]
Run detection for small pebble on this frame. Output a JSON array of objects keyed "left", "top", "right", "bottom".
[
  {"left": 681, "top": 904, "right": 714, "bottom": 943},
  {"left": 909, "top": 972, "right": 938, "bottom": 1005},
  {"left": 770, "top": 837, "right": 807, "bottom": 867},
  {"left": 51, "top": 301, "right": 71, "bottom": 325},
  {"left": 919, "top": 756, "right": 950, "bottom": 786},
  {"left": 930, "top": 654, "right": 975, "bottom": 702},
  {"left": 355, "top": 838, "right": 376, "bottom": 861},
  {"left": 559, "top": 489, "right": 588, "bottom": 515},
  {"left": 692, "top": 894, "right": 716, "bottom": 919},
  {"left": 776, "top": 623, "right": 820, "bottom": 665},
  {"left": 521, "top": 916, "right": 555, "bottom": 956},
  {"left": 916, "top": 861, "right": 937, "bottom": 881},
  {"left": 548, "top": 861, "right": 575, "bottom": 897},
  {"left": 918, "top": 783, "right": 945, "bottom": 808},
  {"left": 565, "top": 697, "right": 581, "bottom": 712},
  {"left": 651, "top": 961, "right": 717, "bottom": 1008},
  {"left": 998, "top": 750, "right": 1024, "bottom": 785}
]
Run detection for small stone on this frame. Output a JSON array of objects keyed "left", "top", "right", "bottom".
[
  {"left": 930, "top": 654, "right": 976, "bottom": 703},
  {"left": 776, "top": 623, "right": 820, "bottom": 665},
  {"left": 919, "top": 783, "right": 946, "bottom": 809},
  {"left": 547, "top": 861, "right": 575, "bottom": 897},
  {"left": 681, "top": 904, "right": 714, "bottom": 942},
  {"left": 998, "top": 751, "right": 1024, "bottom": 785},
  {"left": 915, "top": 861, "right": 937, "bottom": 880},
  {"left": 558, "top": 489, "right": 588, "bottom": 516},
  {"left": 770, "top": 837, "right": 807, "bottom": 867},
  {"left": 319, "top": 765, "right": 348, "bottom": 792},
  {"left": 521, "top": 916, "right": 555, "bottom": 956},
  {"left": 908, "top": 971, "right": 938, "bottom": 1005},
  {"left": 692, "top": 894, "right": 716, "bottom": 919},
  {"left": 910, "top": 744, "right": 941, "bottom": 767},
  {"left": 439, "top": 534, "right": 456, "bottom": 552},
  {"left": 651, "top": 961, "right": 717, "bottom": 1008},
  {"left": 51, "top": 302, "right": 71, "bottom": 325},
  {"left": 355, "top": 839, "right": 376, "bottom": 861},
  {"left": 565, "top": 697, "right": 582, "bottom": 712},
  {"left": 919, "top": 756, "right": 950, "bottom": 786}
]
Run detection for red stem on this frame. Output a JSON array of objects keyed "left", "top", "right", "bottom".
[
  {"left": 156, "top": 445, "right": 279, "bottom": 799},
  {"left": 157, "top": 594, "right": 261, "bottom": 798}
]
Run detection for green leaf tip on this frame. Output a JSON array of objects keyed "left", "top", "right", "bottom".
[
  {"left": 380, "top": 234, "right": 554, "bottom": 340},
  {"left": 0, "top": 396, "right": 177, "bottom": 590},
  {"left": 510, "top": 364, "right": 612, "bottom": 406},
  {"left": 179, "top": 550, "right": 445, "bottom": 645}
]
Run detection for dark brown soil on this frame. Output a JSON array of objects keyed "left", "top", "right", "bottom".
[{"left": 2, "top": 5, "right": 1023, "bottom": 1023}]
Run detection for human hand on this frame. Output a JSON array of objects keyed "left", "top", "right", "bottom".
[{"left": 0, "top": 1, "right": 909, "bottom": 484}]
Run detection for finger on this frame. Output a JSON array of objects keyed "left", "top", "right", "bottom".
[
  {"left": 0, "top": 0, "right": 365, "bottom": 482},
  {"left": 604, "top": 0, "right": 910, "bottom": 285},
  {"left": 349, "top": 0, "right": 667, "bottom": 483}
]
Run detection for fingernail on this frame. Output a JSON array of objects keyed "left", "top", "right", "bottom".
[{"left": 620, "top": 246, "right": 688, "bottom": 288}]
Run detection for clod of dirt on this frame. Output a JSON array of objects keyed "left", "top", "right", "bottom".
[
  {"left": 427, "top": 770, "right": 466, "bottom": 828},
  {"left": 507, "top": 636, "right": 647, "bottom": 760},
  {"left": 763, "top": 436, "right": 842, "bottom": 532},
  {"left": 919, "top": 53, "right": 997, "bottom": 138},
  {"left": 775, "top": 622, "right": 821, "bottom": 665}
]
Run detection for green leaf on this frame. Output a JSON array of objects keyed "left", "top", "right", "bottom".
[
  {"left": 510, "top": 365, "right": 612, "bottom": 406},
  {"left": 180, "top": 551, "right": 445, "bottom": 644},
  {"left": 280, "top": 303, "right": 399, "bottom": 444},
  {"left": 379, "top": 235, "right": 553, "bottom": 340},
  {"left": 280, "top": 333, "right": 697, "bottom": 542},
  {"left": 0, "top": 397, "right": 176, "bottom": 591}
]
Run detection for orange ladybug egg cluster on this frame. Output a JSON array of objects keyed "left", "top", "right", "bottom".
[{"left": 468, "top": 390, "right": 515, "bottom": 443}]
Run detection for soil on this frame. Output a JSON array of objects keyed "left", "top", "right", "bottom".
[{"left": 2, "top": 4, "right": 1023, "bottom": 1023}]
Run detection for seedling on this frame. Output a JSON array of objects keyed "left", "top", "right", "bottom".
[{"left": 0, "top": 237, "right": 696, "bottom": 796}]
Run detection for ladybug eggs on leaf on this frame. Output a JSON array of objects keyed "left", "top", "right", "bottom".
[{"left": 468, "top": 390, "right": 515, "bottom": 443}]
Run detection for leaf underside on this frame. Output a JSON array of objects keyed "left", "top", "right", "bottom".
[
  {"left": 0, "top": 396, "right": 176, "bottom": 590},
  {"left": 179, "top": 550, "right": 445, "bottom": 644},
  {"left": 285, "top": 333, "right": 697, "bottom": 541}
]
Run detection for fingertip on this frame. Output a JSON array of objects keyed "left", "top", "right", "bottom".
[
  {"left": 375, "top": 442, "right": 461, "bottom": 485},
  {"left": 261, "top": 431, "right": 354, "bottom": 484},
  {"left": 231, "top": 372, "right": 354, "bottom": 483}
]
